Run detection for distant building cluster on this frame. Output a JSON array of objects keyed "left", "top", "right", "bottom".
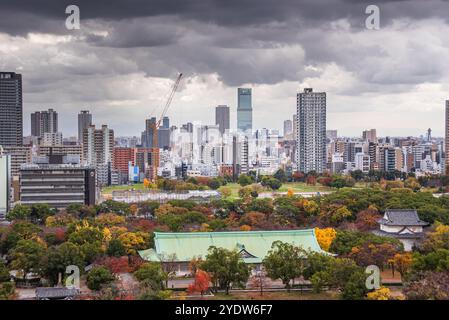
[{"left": 0, "top": 70, "right": 448, "bottom": 217}]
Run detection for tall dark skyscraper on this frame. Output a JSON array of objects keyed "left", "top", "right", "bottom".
[
  {"left": 31, "top": 108, "right": 58, "bottom": 137},
  {"left": 78, "top": 110, "right": 92, "bottom": 142},
  {"left": 215, "top": 105, "right": 230, "bottom": 135},
  {"left": 296, "top": 88, "right": 326, "bottom": 173},
  {"left": 237, "top": 88, "right": 252, "bottom": 132},
  {"left": 0, "top": 72, "right": 23, "bottom": 146}
]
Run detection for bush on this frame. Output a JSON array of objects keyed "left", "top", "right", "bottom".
[{"left": 87, "top": 266, "right": 115, "bottom": 291}]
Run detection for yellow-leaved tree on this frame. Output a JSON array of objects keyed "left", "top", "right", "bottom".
[
  {"left": 367, "top": 287, "right": 392, "bottom": 300},
  {"left": 314, "top": 227, "right": 337, "bottom": 251}
]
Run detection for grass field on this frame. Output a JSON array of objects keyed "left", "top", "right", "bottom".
[{"left": 102, "top": 182, "right": 333, "bottom": 198}]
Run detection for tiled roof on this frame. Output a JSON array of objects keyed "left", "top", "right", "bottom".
[
  {"left": 139, "top": 229, "right": 328, "bottom": 263},
  {"left": 35, "top": 287, "right": 79, "bottom": 299},
  {"left": 378, "top": 209, "right": 429, "bottom": 226}
]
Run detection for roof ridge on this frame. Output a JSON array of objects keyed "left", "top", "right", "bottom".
[{"left": 154, "top": 229, "right": 315, "bottom": 237}]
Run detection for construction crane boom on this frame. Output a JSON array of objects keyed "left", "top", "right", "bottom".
[{"left": 150, "top": 73, "right": 183, "bottom": 181}]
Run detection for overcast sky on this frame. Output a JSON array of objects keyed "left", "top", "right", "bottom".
[{"left": 1, "top": 0, "right": 448, "bottom": 138}]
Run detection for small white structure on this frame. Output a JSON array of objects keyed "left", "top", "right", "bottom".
[{"left": 373, "top": 209, "right": 429, "bottom": 251}]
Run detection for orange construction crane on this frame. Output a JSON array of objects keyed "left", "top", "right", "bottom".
[{"left": 150, "top": 72, "right": 183, "bottom": 181}]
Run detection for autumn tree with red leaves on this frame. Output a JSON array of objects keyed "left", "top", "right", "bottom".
[{"left": 187, "top": 270, "right": 210, "bottom": 296}]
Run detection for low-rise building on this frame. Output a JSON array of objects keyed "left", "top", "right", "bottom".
[
  {"left": 138, "top": 229, "right": 328, "bottom": 276},
  {"left": 373, "top": 209, "right": 429, "bottom": 251}
]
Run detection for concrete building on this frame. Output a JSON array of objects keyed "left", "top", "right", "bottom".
[
  {"left": 362, "top": 129, "right": 377, "bottom": 143},
  {"left": 2, "top": 146, "right": 32, "bottom": 178},
  {"left": 19, "top": 156, "right": 96, "bottom": 209},
  {"left": 296, "top": 88, "right": 327, "bottom": 173},
  {"left": 354, "top": 152, "right": 370, "bottom": 173},
  {"left": 284, "top": 120, "right": 293, "bottom": 137},
  {"left": 215, "top": 105, "right": 230, "bottom": 135},
  {"left": 78, "top": 110, "right": 92, "bottom": 143},
  {"left": 41, "top": 132, "right": 63, "bottom": 146},
  {"left": 31, "top": 108, "right": 58, "bottom": 138},
  {"left": 0, "top": 72, "right": 23, "bottom": 147},
  {"left": 237, "top": 88, "right": 252, "bottom": 132},
  {"left": 83, "top": 125, "right": 114, "bottom": 186}
]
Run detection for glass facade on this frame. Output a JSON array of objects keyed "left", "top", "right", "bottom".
[{"left": 237, "top": 88, "right": 252, "bottom": 132}]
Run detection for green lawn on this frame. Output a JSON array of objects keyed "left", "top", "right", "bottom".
[
  {"left": 101, "top": 181, "right": 333, "bottom": 197},
  {"left": 101, "top": 183, "right": 146, "bottom": 194}
]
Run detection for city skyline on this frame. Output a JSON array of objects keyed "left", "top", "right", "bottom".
[{"left": 1, "top": 1, "right": 449, "bottom": 137}]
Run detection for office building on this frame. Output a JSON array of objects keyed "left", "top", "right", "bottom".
[
  {"left": 41, "top": 132, "right": 63, "bottom": 146},
  {"left": 31, "top": 108, "right": 58, "bottom": 138},
  {"left": 20, "top": 157, "right": 96, "bottom": 209},
  {"left": 215, "top": 105, "right": 230, "bottom": 135},
  {"left": 78, "top": 110, "right": 92, "bottom": 142},
  {"left": 363, "top": 129, "right": 377, "bottom": 143},
  {"left": 296, "top": 88, "right": 327, "bottom": 173},
  {"left": 0, "top": 72, "right": 23, "bottom": 146},
  {"left": 237, "top": 88, "right": 252, "bottom": 132}
]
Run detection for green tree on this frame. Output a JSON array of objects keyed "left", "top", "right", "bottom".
[
  {"left": 263, "top": 241, "right": 306, "bottom": 291},
  {"left": 8, "top": 239, "right": 46, "bottom": 279},
  {"left": 87, "top": 266, "right": 115, "bottom": 291},
  {"left": 238, "top": 174, "right": 254, "bottom": 187},
  {"left": 134, "top": 262, "right": 167, "bottom": 291},
  {"left": 201, "top": 246, "right": 250, "bottom": 294},
  {"left": 0, "top": 261, "right": 10, "bottom": 282},
  {"left": 6, "top": 205, "right": 31, "bottom": 221},
  {"left": 31, "top": 204, "right": 55, "bottom": 221},
  {"left": 41, "top": 242, "right": 85, "bottom": 285},
  {"left": 107, "top": 239, "right": 127, "bottom": 257}
]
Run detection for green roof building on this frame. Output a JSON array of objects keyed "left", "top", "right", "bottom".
[{"left": 138, "top": 229, "right": 327, "bottom": 268}]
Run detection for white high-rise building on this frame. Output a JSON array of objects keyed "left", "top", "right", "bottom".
[
  {"left": 296, "top": 88, "right": 327, "bottom": 173},
  {"left": 0, "top": 149, "right": 11, "bottom": 219}
]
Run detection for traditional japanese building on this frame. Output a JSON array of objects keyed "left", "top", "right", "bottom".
[
  {"left": 138, "top": 229, "right": 328, "bottom": 276},
  {"left": 373, "top": 209, "right": 429, "bottom": 251}
]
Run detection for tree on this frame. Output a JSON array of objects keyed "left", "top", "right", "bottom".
[
  {"left": 367, "top": 287, "right": 392, "bottom": 300},
  {"left": 107, "top": 239, "right": 127, "bottom": 257},
  {"left": 134, "top": 262, "right": 167, "bottom": 291},
  {"left": 30, "top": 204, "right": 55, "bottom": 222},
  {"left": 420, "top": 223, "right": 449, "bottom": 253},
  {"left": 41, "top": 242, "right": 85, "bottom": 285},
  {"left": 273, "top": 169, "right": 287, "bottom": 182},
  {"left": 118, "top": 232, "right": 148, "bottom": 255},
  {"left": 237, "top": 174, "right": 254, "bottom": 187},
  {"left": 355, "top": 208, "right": 381, "bottom": 231},
  {"left": 187, "top": 270, "right": 210, "bottom": 296},
  {"left": 201, "top": 246, "right": 250, "bottom": 294},
  {"left": 207, "top": 178, "right": 222, "bottom": 190},
  {"left": 96, "top": 256, "right": 130, "bottom": 274},
  {"left": 264, "top": 178, "right": 282, "bottom": 190},
  {"left": 6, "top": 205, "right": 31, "bottom": 221},
  {"left": 0, "top": 282, "right": 15, "bottom": 300},
  {"left": 218, "top": 186, "right": 232, "bottom": 198},
  {"left": 8, "top": 239, "right": 47, "bottom": 279},
  {"left": 314, "top": 228, "right": 337, "bottom": 251},
  {"left": 349, "top": 242, "right": 398, "bottom": 269},
  {"left": 0, "top": 261, "right": 10, "bottom": 282},
  {"left": 404, "top": 272, "right": 449, "bottom": 300},
  {"left": 390, "top": 252, "right": 413, "bottom": 277},
  {"left": 263, "top": 241, "right": 306, "bottom": 291},
  {"left": 87, "top": 266, "right": 115, "bottom": 291}
]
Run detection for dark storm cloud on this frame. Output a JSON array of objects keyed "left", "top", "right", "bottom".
[{"left": 2, "top": 0, "right": 449, "bottom": 36}]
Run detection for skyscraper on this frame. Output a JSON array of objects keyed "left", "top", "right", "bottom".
[
  {"left": 78, "top": 110, "right": 92, "bottom": 142},
  {"left": 0, "top": 72, "right": 23, "bottom": 146},
  {"left": 237, "top": 88, "right": 252, "bottom": 132},
  {"left": 31, "top": 108, "right": 58, "bottom": 137},
  {"left": 445, "top": 100, "right": 449, "bottom": 174},
  {"left": 215, "top": 105, "right": 230, "bottom": 135},
  {"left": 283, "top": 120, "right": 293, "bottom": 136},
  {"left": 0, "top": 148, "right": 11, "bottom": 219},
  {"left": 296, "top": 88, "right": 326, "bottom": 173},
  {"left": 83, "top": 124, "right": 114, "bottom": 185}
]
